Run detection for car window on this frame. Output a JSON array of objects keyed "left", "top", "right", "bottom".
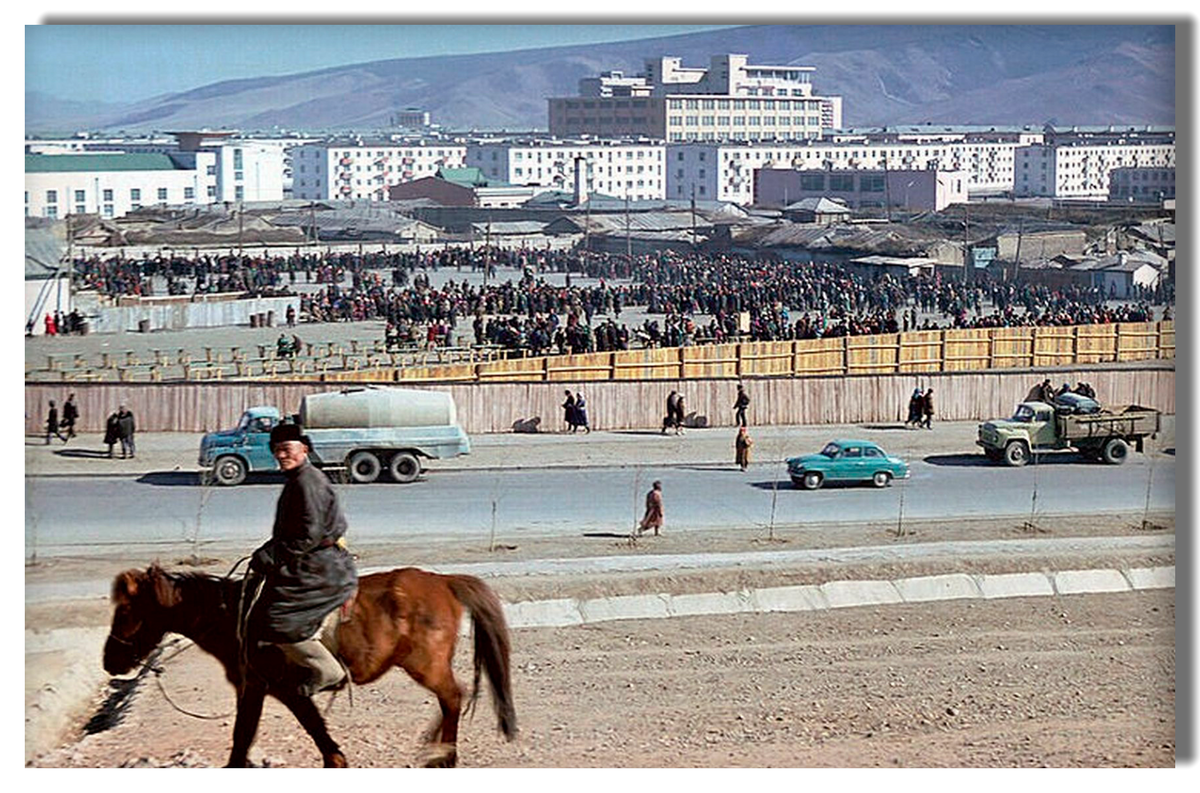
[
  {"left": 864, "top": 447, "right": 883, "bottom": 458},
  {"left": 251, "top": 417, "right": 274, "bottom": 433},
  {"left": 1035, "top": 410, "right": 1051, "bottom": 422},
  {"left": 843, "top": 447, "right": 862, "bottom": 458},
  {"left": 820, "top": 443, "right": 840, "bottom": 457},
  {"left": 1012, "top": 405, "right": 1035, "bottom": 422}
]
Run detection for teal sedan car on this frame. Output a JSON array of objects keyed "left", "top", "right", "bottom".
[{"left": 787, "top": 439, "right": 910, "bottom": 490}]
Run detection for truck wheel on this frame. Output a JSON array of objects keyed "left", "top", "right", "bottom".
[
  {"left": 872, "top": 471, "right": 892, "bottom": 488},
  {"left": 389, "top": 452, "right": 421, "bottom": 483},
  {"left": 347, "top": 451, "right": 382, "bottom": 483},
  {"left": 1102, "top": 438, "right": 1130, "bottom": 465},
  {"left": 213, "top": 455, "right": 247, "bottom": 486},
  {"left": 802, "top": 471, "right": 823, "bottom": 490},
  {"left": 1003, "top": 441, "right": 1029, "bottom": 467}
]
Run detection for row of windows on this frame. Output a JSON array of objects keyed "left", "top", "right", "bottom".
[
  {"left": 41, "top": 186, "right": 200, "bottom": 203},
  {"left": 515, "top": 165, "right": 661, "bottom": 177},
  {"left": 303, "top": 148, "right": 461, "bottom": 158},
  {"left": 509, "top": 149, "right": 660, "bottom": 161},
  {"left": 667, "top": 98, "right": 822, "bottom": 110}
]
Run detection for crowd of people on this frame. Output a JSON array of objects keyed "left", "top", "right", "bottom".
[{"left": 65, "top": 247, "right": 1172, "bottom": 357}]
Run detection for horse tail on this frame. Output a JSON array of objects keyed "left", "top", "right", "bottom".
[{"left": 446, "top": 574, "right": 517, "bottom": 740}]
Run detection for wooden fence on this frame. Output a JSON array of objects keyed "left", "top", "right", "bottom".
[
  {"left": 379, "top": 321, "right": 1172, "bottom": 384},
  {"left": 25, "top": 362, "right": 1174, "bottom": 436}
]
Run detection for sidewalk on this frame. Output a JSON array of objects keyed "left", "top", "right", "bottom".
[{"left": 24, "top": 420, "right": 1022, "bottom": 479}]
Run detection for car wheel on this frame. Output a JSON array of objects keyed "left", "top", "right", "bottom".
[
  {"left": 1003, "top": 441, "right": 1029, "bottom": 467},
  {"left": 347, "top": 450, "right": 382, "bottom": 483},
  {"left": 802, "top": 471, "right": 823, "bottom": 490},
  {"left": 872, "top": 471, "right": 892, "bottom": 488},
  {"left": 1101, "top": 437, "right": 1129, "bottom": 465},
  {"left": 389, "top": 451, "right": 421, "bottom": 483},
  {"left": 213, "top": 455, "right": 246, "bottom": 486}
]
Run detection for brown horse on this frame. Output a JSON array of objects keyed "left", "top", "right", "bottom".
[{"left": 103, "top": 564, "right": 516, "bottom": 767}]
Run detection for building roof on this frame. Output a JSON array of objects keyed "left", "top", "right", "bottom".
[
  {"left": 25, "top": 220, "right": 67, "bottom": 279},
  {"left": 25, "top": 153, "right": 187, "bottom": 172},
  {"left": 436, "top": 167, "right": 492, "bottom": 187},
  {"left": 785, "top": 197, "right": 852, "bottom": 214},
  {"left": 470, "top": 221, "right": 549, "bottom": 235}
]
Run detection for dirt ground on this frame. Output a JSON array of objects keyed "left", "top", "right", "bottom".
[{"left": 26, "top": 512, "right": 1176, "bottom": 768}]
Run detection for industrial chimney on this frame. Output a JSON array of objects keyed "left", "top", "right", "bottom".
[{"left": 573, "top": 156, "right": 589, "bottom": 207}]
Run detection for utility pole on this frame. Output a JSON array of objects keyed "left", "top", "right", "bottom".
[
  {"left": 690, "top": 184, "right": 697, "bottom": 251},
  {"left": 625, "top": 193, "right": 632, "bottom": 262},
  {"left": 883, "top": 153, "right": 892, "bottom": 222},
  {"left": 1011, "top": 217, "right": 1024, "bottom": 283},
  {"left": 962, "top": 200, "right": 970, "bottom": 285}
]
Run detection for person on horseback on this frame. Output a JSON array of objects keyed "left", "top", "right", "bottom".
[{"left": 246, "top": 421, "right": 358, "bottom": 697}]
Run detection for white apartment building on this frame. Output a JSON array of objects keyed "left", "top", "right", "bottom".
[
  {"left": 667, "top": 137, "right": 1031, "bottom": 206},
  {"left": 290, "top": 139, "right": 467, "bottom": 201},
  {"left": 550, "top": 53, "right": 842, "bottom": 142},
  {"left": 755, "top": 167, "right": 969, "bottom": 212},
  {"left": 1015, "top": 140, "right": 1176, "bottom": 200},
  {"left": 25, "top": 151, "right": 218, "bottom": 218},
  {"left": 466, "top": 139, "right": 666, "bottom": 202}
]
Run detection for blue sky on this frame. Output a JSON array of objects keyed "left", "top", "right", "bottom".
[{"left": 25, "top": 24, "right": 741, "bottom": 104}]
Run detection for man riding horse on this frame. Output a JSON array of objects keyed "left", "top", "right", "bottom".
[{"left": 246, "top": 422, "right": 357, "bottom": 697}]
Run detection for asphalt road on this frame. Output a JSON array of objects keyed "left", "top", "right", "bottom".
[{"left": 25, "top": 453, "right": 1175, "bottom": 559}]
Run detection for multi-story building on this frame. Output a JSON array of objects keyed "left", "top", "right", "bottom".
[
  {"left": 466, "top": 138, "right": 666, "bottom": 202},
  {"left": 668, "top": 135, "right": 1031, "bottom": 206},
  {"left": 1014, "top": 126, "right": 1175, "bottom": 200},
  {"left": 755, "top": 167, "right": 969, "bottom": 212},
  {"left": 549, "top": 53, "right": 842, "bottom": 142},
  {"left": 25, "top": 151, "right": 218, "bottom": 218},
  {"left": 1108, "top": 167, "right": 1175, "bottom": 204},
  {"left": 290, "top": 139, "right": 467, "bottom": 201},
  {"left": 25, "top": 131, "right": 288, "bottom": 210}
]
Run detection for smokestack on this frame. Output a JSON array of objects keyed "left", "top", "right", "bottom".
[{"left": 573, "top": 156, "right": 588, "bottom": 207}]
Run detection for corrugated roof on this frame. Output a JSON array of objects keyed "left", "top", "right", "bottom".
[
  {"left": 735, "top": 221, "right": 944, "bottom": 256},
  {"left": 470, "top": 221, "right": 548, "bottom": 235},
  {"left": 25, "top": 220, "right": 67, "bottom": 279},
  {"left": 437, "top": 167, "right": 492, "bottom": 187},
  {"left": 785, "top": 197, "right": 852, "bottom": 213},
  {"left": 25, "top": 153, "right": 186, "bottom": 172}
]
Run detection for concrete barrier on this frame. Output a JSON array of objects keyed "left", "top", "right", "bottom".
[
  {"left": 1127, "top": 566, "right": 1175, "bottom": 590},
  {"left": 977, "top": 571, "right": 1056, "bottom": 600},
  {"left": 1053, "top": 568, "right": 1134, "bottom": 595}
]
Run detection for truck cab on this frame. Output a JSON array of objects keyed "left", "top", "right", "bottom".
[{"left": 199, "top": 406, "right": 283, "bottom": 485}]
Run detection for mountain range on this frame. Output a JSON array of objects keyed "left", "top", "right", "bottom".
[{"left": 25, "top": 24, "right": 1175, "bottom": 135}]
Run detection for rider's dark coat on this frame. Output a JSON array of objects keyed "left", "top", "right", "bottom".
[{"left": 251, "top": 459, "right": 357, "bottom": 643}]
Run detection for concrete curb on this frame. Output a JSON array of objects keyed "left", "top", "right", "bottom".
[{"left": 500, "top": 564, "right": 1175, "bottom": 629}]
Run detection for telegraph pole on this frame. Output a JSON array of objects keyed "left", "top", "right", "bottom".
[
  {"left": 625, "top": 193, "right": 632, "bottom": 262},
  {"left": 690, "top": 184, "right": 697, "bottom": 250}
]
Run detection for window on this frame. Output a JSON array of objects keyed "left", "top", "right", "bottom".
[
  {"left": 864, "top": 447, "right": 883, "bottom": 458},
  {"left": 860, "top": 174, "right": 885, "bottom": 193},
  {"left": 829, "top": 174, "right": 854, "bottom": 191},
  {"left": 184, "top": 187, "right": 195, "bottom": 200},
  {"left": 103, "top": 189, "right": 113, "bottom": 201},
  {"left": 130, "top": 188, "right": 141, "bottom": 201},
  {"left": 843, "top": 446, "right": 863, "bottom": 458},
  {"left": 800, "top": 174, "right": 825, "bottom": 191},
  {"left": 74, "top": 189, "right": 85, "bottom": 203},
  {"left": 46, "top": 190, "right": 57, "bottom": 203},
  {"left": 157, "top": 187, "right": 168, "bottom": 201},
  {"left": 75, "top": 204, "right": 86, "bottom": 214},
  {"left": 207, "top": 185, "right": 217, "bottom": 197},
  {"left": 103, "top": 204, "right": 114, "bottom": 218},
  {"left": 45, "top": 206, "right": 58, "bottom": 218},
  {"left": 235, "top": 186, "right": 244, "bottom": 200},
  {"left": 207, "top": 165, "right": 216, "bottom": 176}
]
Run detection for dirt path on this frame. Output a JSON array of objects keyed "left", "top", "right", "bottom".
[{"left": 30, "top": 590, "right": 1173, "bottom": 768}]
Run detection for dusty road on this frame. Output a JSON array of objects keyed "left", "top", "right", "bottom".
[
  {"left": 30, "top": 590, "right": 1173, "bottom": 768},
  {"left": 26, "top": 512, "right": 1175, "bottom": 768}
]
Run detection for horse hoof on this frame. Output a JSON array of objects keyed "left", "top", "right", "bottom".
[
  {"left": 324, "top": 751, "right": 349, "bottom": 768},
  {"left": 423, "top": 752, "right": 457, "bottom": 768}
]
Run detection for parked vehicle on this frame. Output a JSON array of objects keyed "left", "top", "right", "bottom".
[
  {"left": 976, "top": 399, "right": 1160, "bottom": 467},
  {"left": 786, "top": 440, "right": 909, "bottom": 490},
  {"left": 199, "top": 387, "right": 470, "bottom": 485}
]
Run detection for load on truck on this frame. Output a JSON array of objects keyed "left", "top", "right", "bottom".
[
  {"left": 976, "top": 392, "right": 1160, "bottom": 467},
  {"left": 199, "top": 387, "right": 470, "bottom": 485}
]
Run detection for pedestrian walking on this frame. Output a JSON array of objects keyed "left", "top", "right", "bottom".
[
  {"left": 733, "top": 384, "right": 750, "bottom": 427},
  {"left": 673, "top": 392, "right": 686, "bottom": 434},
  {"left": 574, "top": 391, "right": 591, "bottom": 434},
  {"left": 116, "top": 404, "right": 136, "bottom": 458},
  {"left": 637, "top": 480, "right": 664, "bottom": 537},
  {"left": 662, "top": 390, "right": 678, "bottom": 434},
  {"left": 45, "top": 400, "right": 63, "bottom": 444},
  {"left": 921, "top": 388, "right": 935, "bottom": 430},
  {"left": 735, "top": 426, "right": 753, "bottom": 471},
  {"left": 906, "top": 388, "right": 924, "bottom": 428},
  {"left": 60, "top": 393, "right": 79, "bottom": 441},
  {"left": 562, "top": 389, "right": 578, "bottom": 433},
  {"left": 104, "top": 410, "right": 121, "bottom": 458}
]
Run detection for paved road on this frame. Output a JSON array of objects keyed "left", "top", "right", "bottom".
[{"left": 25, "top": 453, "right": 1175, "bottom": 558}]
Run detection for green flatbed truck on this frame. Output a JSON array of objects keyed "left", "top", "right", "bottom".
[{"left": 976, "top": 397, "right": 1161, "bottom": 467}]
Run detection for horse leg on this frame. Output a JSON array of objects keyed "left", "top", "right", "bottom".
[
  {"left": 277, "top": 692, "right": 348, "bottom": 768},
  {"left": 226, "top": 681, "right": 266, "bottom": 768},
  {"left": 410, "top": 663, "right": 462, "bottom": 768}
]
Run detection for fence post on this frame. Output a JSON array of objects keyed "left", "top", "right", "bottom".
[
  {"left": 543, "top": 356, "right": 551, "bottom": 381},
  {"left": 1072, "top": 325, "right": 1080, "bottom": 364},
  {"left": 609, "top": 352, "right": 617, "bottom": 381},
  {"left": 939, "top": 331, "right": 947, "bottom": 372},
  {"left": 1115, "top": 324, "right": 1125, "bottom": 362},
  {"left": 1156, "top": 321, "right": 1164, "bottom": 359},
  {"left": 679, "top": 346, "right": 686, "bottom": 380}
]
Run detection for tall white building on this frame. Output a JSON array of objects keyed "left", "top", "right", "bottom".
[
  {"left": 550, "top": 53, "right": 842, "bottom": 142},
  {"left": 25, "top": 151, "right": 219, "bottom": 219},
  {"left": 466, "top": 139, "right": 666, "bottom": 202},
  {"left": 1014, "top": 129, "right": 1175, "bottom": 200},
  {"left": 667, "top": 135, "right": 1034, "bottom": 206},
  {"left": 290, "top": 139, "right": 467, "bottom": 201}
]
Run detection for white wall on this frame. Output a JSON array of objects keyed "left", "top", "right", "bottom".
[{"left": 25, "top": 161, "right": 213, "bottom": 220}]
